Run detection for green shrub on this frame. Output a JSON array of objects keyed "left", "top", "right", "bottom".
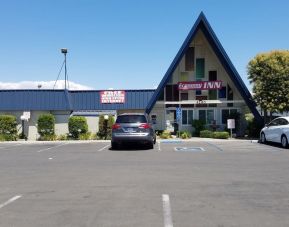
[
  {"left": 213, "top": 131, "right": 229, "bottom": 139},
  {"left": 245, "top": 113, "right": 263, "bottom": 138},
  {"left": 57, "top": 134, "right": 67, "bottom": 140},
  {"left": 200, "top": 130, "right": 213, "bottom": 138},
  {"left": 38, "top": 134, "right": 57, "bottom": 141},
  {"left": 68, "top": 116, "right": 88, "bottom": 139},
  {"left": 97, "top": 115, "right": 115, "bottom": 140},
  {"left": 192, "top": 119, "right": 206, "bottom": 136},
  {"left": 0, "top": 115, "right": 18, "bottom": 141},
  {"left": 155, "top": 130, "right": 164, "bottom": 136},
  {"left": 159, "top": 130, "right": 172, "bottom": 139},
  {"left": 178, "top": 131, "right": 192, "bottom": 139},
  {"left": 0, "top": 134, "right": 5, "bottom": 141},
  {"left": 37, "top": 114, "right": 55, "bottom": 140},
  {"left": 79, "top": 132, "right": 92, "bottom": 140}
]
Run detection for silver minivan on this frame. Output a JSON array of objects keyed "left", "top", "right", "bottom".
[{"left": 111, "top": 113, "right": 156, "bottom": 149}]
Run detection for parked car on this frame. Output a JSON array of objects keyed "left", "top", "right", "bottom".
[
  {"left": 111, "top": 113, "right": 156, "bottom": 149},
  {"left": 260, "top": 116, "right": 289, "bottom": 148}
]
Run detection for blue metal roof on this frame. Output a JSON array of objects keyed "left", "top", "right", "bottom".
[
  {"left": 0, "top": 89, "right": 155, "bottom": 111},
  {"left": 0, "top": 90, "right": 70, "bottom": 111},
  {"left": 145, "top": 12, "right": 262, "bottom": 123}
]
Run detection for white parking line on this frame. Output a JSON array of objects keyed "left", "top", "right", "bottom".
[
  {"left": 37, "top": 143, "right": 68, "bottom": 153},
  {"left": 162, "top": 194, "right": 173, "bottom": 227},
  {"left": 98, "top": 144, "right": 110, "bottom": 152},
  {"left": 0, "top": 195, "right": 22, "bottom": 209},
  {"left": 158, "top": 141, "right": 161, "bottom": 151}
]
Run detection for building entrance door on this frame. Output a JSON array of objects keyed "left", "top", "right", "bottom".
[{"left": 165, "top": 109, "right": 177, "bottom": 133}]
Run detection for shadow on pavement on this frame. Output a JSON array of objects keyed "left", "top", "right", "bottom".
[{"left": 109, "top": 143, "right": 153, "bottom": 151}]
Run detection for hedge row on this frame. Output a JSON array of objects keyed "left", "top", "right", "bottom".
[{"left": 200, "top": 130, "right": 229, "bottom": 139}]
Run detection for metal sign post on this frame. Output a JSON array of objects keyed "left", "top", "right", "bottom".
[
  {"left": 176, "top": 108, "right": 182, "bottom": 138},
  {"left": 227, "top": 119, "right": 235, "bottom": 138}
]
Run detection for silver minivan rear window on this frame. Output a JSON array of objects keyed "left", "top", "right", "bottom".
[{"left": 116, "top": 115, "right": 147, "bottom": 123}]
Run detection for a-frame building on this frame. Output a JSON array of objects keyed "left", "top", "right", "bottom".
[{"left": 145, "top": 12, "right": 262, "bottom": 135}]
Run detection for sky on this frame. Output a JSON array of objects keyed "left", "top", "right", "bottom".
[{"left": 0, "top": 0, "right": 288, "bottom": 90}]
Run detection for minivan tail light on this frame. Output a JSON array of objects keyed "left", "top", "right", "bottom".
[
  {"left": 112, "top": 124, "right": 121, "bottom": 130},
  {"left": 139, "top": 123, "right": 151, "bottom": 129}
]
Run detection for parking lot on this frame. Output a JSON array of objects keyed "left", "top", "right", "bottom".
[{"left": 0, "top": 140, "right": 289, "bottom": 227}]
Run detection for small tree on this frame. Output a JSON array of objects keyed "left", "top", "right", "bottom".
[
  {"left": 192, "top": 119, "right": 206, "bottom": 136},
  {"left": 248, "top": 50, "right": 289, "bottom": 122},
  {"left": 37, "top": 114, "right": 56, "bottom": 140},
  {"left": 68, "top": 116, "right": 88, "bottom": 139},
  {"left": 97, "top": 115, "right": 114, "bottom": 139},
  {"left": 0, "top": 115, "right": 17, "bottom": 141}
]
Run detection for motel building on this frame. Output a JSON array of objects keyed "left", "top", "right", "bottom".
[{"left": 0, "top": 13, "right": 262, "bottom": 140}]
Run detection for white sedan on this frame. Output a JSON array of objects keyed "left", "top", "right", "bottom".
[{"left": 260, "top": 116, "right": 289, "bottom": 148}]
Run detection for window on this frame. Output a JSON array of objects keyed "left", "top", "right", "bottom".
[
  {"left": 221, "top": 109, "right": 238, "bottom": 124},
  {"left": 151, "top": 114, "right": 157, "bottom": 124},
  {"left": 198, "top": 110, "right": 215, "bottom": 124},
  {"left": 279, "top": 118, "right": 289, "bottom": 125},
  {"left": 180, "top": 72, "right": 189, "bottom": 82},
  {"left": 207, "top": 110, "right": 214, "bottom": 124},
  {"left": 165, "top": 85, "right": 179, "bottom": 101},
  {"left": 180, "top": 92, "right": 188, "bottom": 101},
  {"left": 208, "top": 90, "right": 217, "bottom": 107},
  {"left": 196, "top": 58, "right": 205, "bottom": 79},
  {"left": 182, "top": 110, "right": 187, "bottom": 125},
  {"left": 196, "top": 90, "right": 202, "bottom": 96},
  {"left": 182, "top": 110, "right": 194, "bottom": 125},
  {"left": 209, "top": 90, "right": 217, "bottom": 99},
  {"left": 219, "top": 86, "right": 227, "bottom": 99},
  {"left": 271, "top": 118, "right": 289, "bottom": 126},
  {"left": 209, "top": 71, "right": 217, "bottom": 81},
  {"left": 185, "top": 47, "right": 194, "bottom": 71},
  {"left": 116, "top": 115, "right": 147, "bottom": 123},
  {"left": 227, "top": 85, "right": 233, "bottom": 107},
  {"left": 165, "top": 85, "right": 172, "bottom": 101},
  {"left": 199, "top": 110, "right": 206, "bottom": 122},
  {"left": 268, "top": 119, "right": 279, "bottom": 126}
]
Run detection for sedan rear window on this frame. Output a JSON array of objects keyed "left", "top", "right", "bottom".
[{"left": 116, "top": 115, "right": 147, "bottom": 123}]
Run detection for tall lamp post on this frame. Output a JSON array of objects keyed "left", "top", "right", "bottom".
[{"left": 61, "top": 48, "right": 68, "bottom": 90}]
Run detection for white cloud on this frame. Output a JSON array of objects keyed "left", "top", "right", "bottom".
[{"left": 0, "top": 80, "right": 93, "bottom": 90}]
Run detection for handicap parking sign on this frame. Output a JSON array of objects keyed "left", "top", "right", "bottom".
[{"left": 176, "top": 107, "right": 182, "bottom": 122}]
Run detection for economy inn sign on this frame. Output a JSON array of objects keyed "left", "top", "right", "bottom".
[{"left": 178, "top": 81, "right": 222, "bottom": 90}]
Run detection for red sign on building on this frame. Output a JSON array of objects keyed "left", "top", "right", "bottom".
[
  {"left": 100, "top": 91, "right": 125, "bottom": 104},
  {"left": 178, "top": 81, "right": 222, "bottom": 90}
]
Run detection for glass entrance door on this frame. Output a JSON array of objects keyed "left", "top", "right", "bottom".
[{"left": 166, "top": 109, "right": 176, "bottom": 133}]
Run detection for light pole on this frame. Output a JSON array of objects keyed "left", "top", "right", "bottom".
[{"left": 61, "top": 48, "right": 68, "bottom": 90}]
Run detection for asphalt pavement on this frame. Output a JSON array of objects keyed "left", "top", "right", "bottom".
[{"left": 0, "top": 140, "right": 288, "bottom": 227}]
